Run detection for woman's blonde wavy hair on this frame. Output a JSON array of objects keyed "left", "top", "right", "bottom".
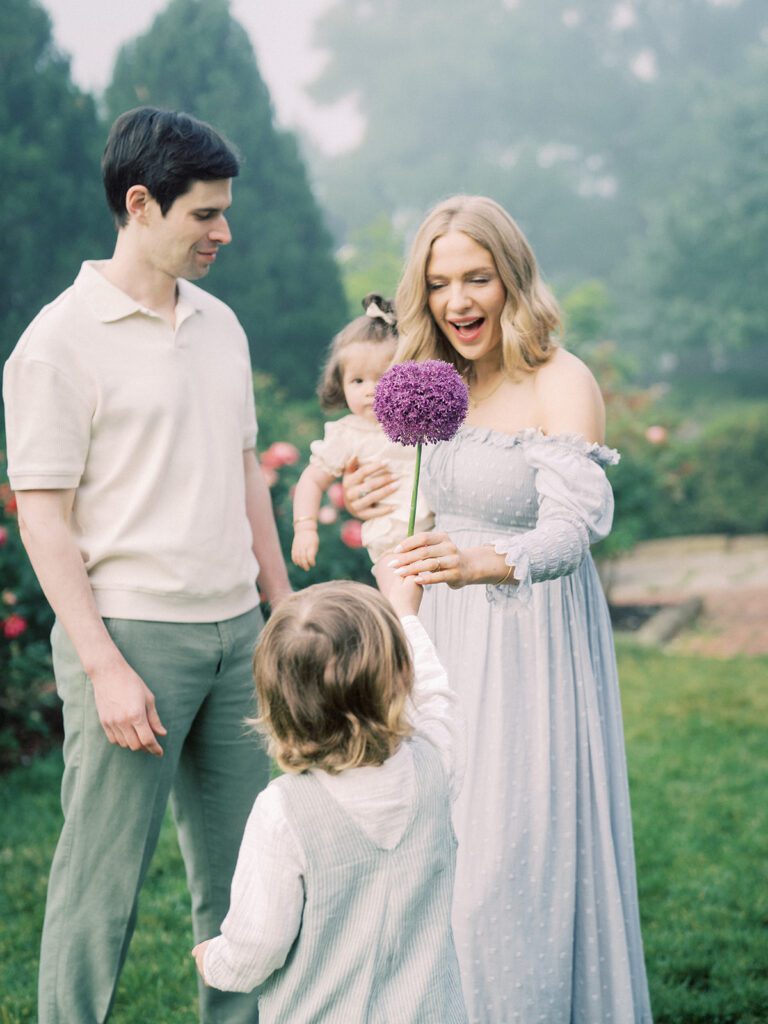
[
  {"left": 250, "top": 581, "right": 414, "bottom": 774},
  {"left": 395, "top": 195, "right": 562, "bottom": 378}
]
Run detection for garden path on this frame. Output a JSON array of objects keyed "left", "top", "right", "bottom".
[{"left": 604, "top": 535, "right": 768, "bottom": 657}]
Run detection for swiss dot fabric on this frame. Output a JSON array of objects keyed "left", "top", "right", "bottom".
[{"left": 419, "top": 426, "right": 653, "bottom": 1024}]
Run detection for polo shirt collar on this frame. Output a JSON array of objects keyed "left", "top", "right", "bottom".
[
  {"left": 176, "top": 279, "right": 204, "bottom": 327},
  {"left": 76, "top": 261, "right": 204, "bottom": 324}
]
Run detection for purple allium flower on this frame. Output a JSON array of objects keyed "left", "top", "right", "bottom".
[{"left": 373, "top": 360, "right": 469, "bottom": 447}]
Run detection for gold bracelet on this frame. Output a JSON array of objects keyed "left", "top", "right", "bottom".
[
  {"left": 496, "top": 563, "right": 515, "bottom": 586},
  {"left": 293, "top": 515, "right": 317, "bottom": 526}
]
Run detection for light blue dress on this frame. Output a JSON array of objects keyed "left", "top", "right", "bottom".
[{"left": 419, "top": 426, "right": 653, "bottom": 1024}]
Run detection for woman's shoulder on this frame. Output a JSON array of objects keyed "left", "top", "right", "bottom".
[
  {"left": 533, "top": 348, "right": 605, "bottom": 442},
  {"left": 535, "top": 346, "right": 598, "bottom": 388}
]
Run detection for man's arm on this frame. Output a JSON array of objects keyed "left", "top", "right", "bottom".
[
  {"left": 15, "top": 489, "right": 166, "bottom": 756},
  {"left": 243, "top": 451, "right": 292, "bottom": 607}
]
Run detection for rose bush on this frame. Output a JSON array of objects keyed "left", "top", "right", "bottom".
[
  {"left": 0, "top": 472, "right": 58, "bottom": 770},
  {"left": 252, "top": 374, "right": 374, "bottom": 592}
]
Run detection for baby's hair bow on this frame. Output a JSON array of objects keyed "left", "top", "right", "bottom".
[{"left": 363, "top": 293, "right": 397, "bottom": 328}]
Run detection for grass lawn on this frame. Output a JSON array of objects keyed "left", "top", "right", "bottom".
[{"left": 1, "top": 644, "right": 767, "bottom": 1023}]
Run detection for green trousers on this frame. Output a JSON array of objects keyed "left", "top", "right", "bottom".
[{"left": 39, "top": 609, "right": 269, "bottom": 1024}]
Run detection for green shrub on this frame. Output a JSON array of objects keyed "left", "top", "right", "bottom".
[
  {"left": 0, "top": 468, "right": 57, "bottom": 770},
  {"left": 654, "top": 408, "right": 768, "bottom": 537},
  {"left": 581, "top": 342, "right": 768, "bottom": 553}
]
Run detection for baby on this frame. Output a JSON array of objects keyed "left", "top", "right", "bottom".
[{"left": 291, "top": 294, "right": 433, "bottom": 574}]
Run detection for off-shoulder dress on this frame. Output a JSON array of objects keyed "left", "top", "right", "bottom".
[{"left": 419, "top": 426, "right": 653, "bottom": 1024}]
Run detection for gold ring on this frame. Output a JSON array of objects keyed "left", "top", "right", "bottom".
[{"left": 434, "top": 557, "right": 442, "bottom": 572}]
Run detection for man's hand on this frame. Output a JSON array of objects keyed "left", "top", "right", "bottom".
[
  {"left": 90, "top": 658, "right": 167, "bottom": 757},
  {"left": 192, "top": 939, "right": 212, "bottom": 984}
]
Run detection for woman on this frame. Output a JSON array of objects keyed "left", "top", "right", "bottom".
[{"left": 345, "top": 195, "right": 652, "bottom": 1023}]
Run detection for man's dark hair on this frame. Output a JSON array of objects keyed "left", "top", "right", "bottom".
[{"left": 102, "top": 107, "right": 240, "bottom": 226}]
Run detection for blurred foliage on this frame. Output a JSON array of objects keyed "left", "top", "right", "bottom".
[
  {"left": 621, "top": 51, "right": 768, "bottom": 380},
  {"left": 309, "top": 0, "right": 768, "bottom": 398},
  {"left": 105, "top": 0, "right": 347, "bottom": 397},
  {"left": 578, "top": 342, "right": 768, "bottom": 560},
  {"left": 654, "top": 408, "right": 768, "bottom": 538},
  {"left": 310, "top": 0, "right": 766, "bottom": 282},
  {"left": 336, "top": 216, "right": 406, "bottom": 317},
  {"left": 562, "top": 284, "right": 768, "bottom": 559},
  {"left": 562, "top": 280, "right": 615, "bottom": 357},
  {"left": 0, "top": 457, "right": 56, "bottom": 771},
  {"left": 0, "top": 0, "right": 113, "bottom": 366}
]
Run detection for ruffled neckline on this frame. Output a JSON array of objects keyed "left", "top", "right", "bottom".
[
  {"left": 453, "top": 425, "right": 620, "bottom": 465},
  {"left": 338, "top": 413, "right": 383, "bottom": 433}
]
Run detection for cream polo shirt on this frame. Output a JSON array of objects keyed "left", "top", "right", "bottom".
[{"left": 3, "top": 261, "right": 260, "bottom": 623}]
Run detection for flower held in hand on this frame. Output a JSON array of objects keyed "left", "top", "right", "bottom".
[
  {"left": 374, "top": 360, "right": 468, "bottom": 534},
  {"left": 373, "top": 360, "right": 468, "bottom": 447}
]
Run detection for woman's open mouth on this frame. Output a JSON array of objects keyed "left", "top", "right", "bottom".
[{"left": 450, "top": 318, "right": 485, "bottom": 342}]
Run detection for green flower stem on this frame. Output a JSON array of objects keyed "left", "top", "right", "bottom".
[{"left": 407, "top": 442, "right": 422, "bottom": 536}]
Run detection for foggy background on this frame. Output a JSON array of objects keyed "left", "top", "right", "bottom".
[{"left": 2, "top": 5, "right": 768, "bottom": 1020}]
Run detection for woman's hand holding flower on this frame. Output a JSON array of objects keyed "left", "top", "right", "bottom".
[
  {"left": 388, "top": 533, "right": 514, "bottom": 590},
  {"left": 388, "top": 531, "right": 467, "bottom": 589}
]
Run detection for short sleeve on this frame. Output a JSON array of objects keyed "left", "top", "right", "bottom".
[
  {"left": 488, "top": 430, "right": 619, "bottom": 607},
  {"left": 308, "top": 419, "right": 356, "bottom": 478},
  {"left": 3, "top": 357, "right": 95, "bottom": 490}
]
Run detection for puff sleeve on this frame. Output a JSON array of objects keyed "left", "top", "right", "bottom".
[
  {"left": 488, "top": 430, "right": 619, "bottom": 606},
  {"left": 308, "top": 419, "right": 357, "bottom": 479}
]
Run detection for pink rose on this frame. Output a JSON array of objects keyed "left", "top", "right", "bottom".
[
  {"left": 318, "top": 505, "right": 338, "bottom": 525},
  {"left": 340, "top": 519, "right": 363, "bottom": 549},
  {"left": 261, "top": 442, "right": 300, "bottom": 469},
  {"left": 3, "top": 614, "right": 28, "bottom": 639},
  {"left": 327, "top": 482, "right": 346, "bottom": 509},
  {"left": 644, "top": 425, "right": 668, "bottom": 445}
]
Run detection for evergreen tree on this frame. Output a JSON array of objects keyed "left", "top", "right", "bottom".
[
  {"left": 105, "top": 0, "right": 346, "bottom": 396},
  {"left": 622, "top": 52, "right": 768, "bottom": 392},
  {"left": 0, "top": 0, "right": 111, "bottom": 364}
]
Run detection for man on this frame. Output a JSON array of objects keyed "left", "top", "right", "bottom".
[{"left": 3, "top": 107, "right": 291, "bottom": 1023}]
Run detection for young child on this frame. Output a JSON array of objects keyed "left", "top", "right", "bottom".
[
  {"left": 291, "top": 294, "right": 433, "bottom": 573},
  {"left": 191, "top": 574, "right": 468, "bottom": 1024}
]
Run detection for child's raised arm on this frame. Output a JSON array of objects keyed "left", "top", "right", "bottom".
[
  {"left": 377, "top": 562, "right": 422, "bottom": 617},
  {"left": 291, "top": 463, "right": 335, "bottom": 570},
  {"left": 400, "top": 616, "right": 465, "bottom": 801},
  {"left": 378, "top": 564, "right": 466, "bottom": 801}
]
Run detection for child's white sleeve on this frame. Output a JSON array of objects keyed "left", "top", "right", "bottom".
[
  {"left": 203, "top": 783, "right": 305, "bottom": 993},
  {"left": 401, "top": 615, "right": 466, "bottom": 801}
]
